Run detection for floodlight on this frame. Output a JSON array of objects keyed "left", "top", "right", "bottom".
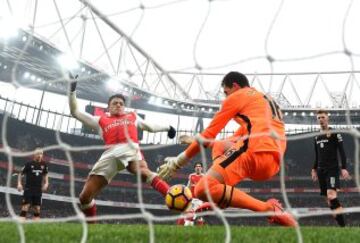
[
  {"left": 0, "top": 18, "right": 19, "bottom": 39},
  {"left": 23, "top": 72, "right": 30, "bottom": 79},
  {"left": 106, "top": 79, "right": 121, "bottom": 92},
  {"left": 57, "top": 53, "right": 79, "bottom": 70}
]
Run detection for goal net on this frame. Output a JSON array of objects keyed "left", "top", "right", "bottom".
[{"left": 0, "top": 0, "right": 359, "bottom": 242}]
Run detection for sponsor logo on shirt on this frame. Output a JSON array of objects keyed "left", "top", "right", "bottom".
[
  {"left": 103, "top": 118, "right": 135, "bottom": 133},
  {"left": 32, "top": 169, "right": 43, "bottom": 176},
  {"left": 316, "top": 139, "right": 328, "bottom": 144}
]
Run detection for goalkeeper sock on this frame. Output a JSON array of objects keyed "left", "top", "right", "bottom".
[
  {"left": 211, "top": 184, "right": 272, "bottom": 211},
  {"left": 195, "top": 175, "right": 272, "bottom": 211},
  {"left": 150, "top": 176, "right": 169, "bottom": 197}
]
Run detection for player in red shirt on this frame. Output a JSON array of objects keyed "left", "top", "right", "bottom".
[
  {"left": 68, "top": 74, "right": 174, "bottom": 222},
  {"left": 176, "top": 162, "right": 205, "bottom": 226},
  {"left": 187, "top": 162, "right": 206, "bottom": 225},
  {"left": 187, "top": 162, "right": 204, "bottom": 196}
]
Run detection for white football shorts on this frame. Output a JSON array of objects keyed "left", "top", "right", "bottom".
[{"left": 89, "top": 143, "right": 143, "bottom": 182}]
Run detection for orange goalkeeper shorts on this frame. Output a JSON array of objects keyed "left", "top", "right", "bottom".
[
  {"left": 211, "top": 138, "right": 238, "bottom": 160},
  {"left": 211, "top": 143, "right": 280, "bottom": 186}
]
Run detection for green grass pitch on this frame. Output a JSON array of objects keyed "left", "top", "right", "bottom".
[{"left": 0, "top": 223, "right": 359, "bottom": 243}]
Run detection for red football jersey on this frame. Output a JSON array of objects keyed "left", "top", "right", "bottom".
[
  {"left": 99, "top": 112, "right": 139, "bottom": 145},
  {"left": 188, "top": 173, "right": 204, "bottom": 196}
]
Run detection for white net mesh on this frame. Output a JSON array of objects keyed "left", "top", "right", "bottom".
[{"left": 0, "top": 0, "right": 360, "bottom": 242}]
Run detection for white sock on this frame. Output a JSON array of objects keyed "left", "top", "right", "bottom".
[{"left": 146, "top": 172, "right": 157, "bottom": 184}]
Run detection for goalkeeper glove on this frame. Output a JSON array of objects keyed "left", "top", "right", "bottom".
[
  {"left": 158, "top": 152, "right": 189, "bottom": 181},
  {"left": 167, "top": 126, "right": 176, "bottom": 139},
  {"left": 69, "top": 72, "right": 78, "bottom": 92}
]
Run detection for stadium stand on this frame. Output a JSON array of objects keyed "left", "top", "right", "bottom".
[{"left": 1, "top": 113, "right": 360, "bottom": 226}]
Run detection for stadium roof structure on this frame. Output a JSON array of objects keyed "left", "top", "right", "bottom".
[{"left": 1, "top": 0, "right": 360, "bottom": 124}]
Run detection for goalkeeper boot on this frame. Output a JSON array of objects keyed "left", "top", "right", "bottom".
[{"left": 267, "top": 198, "right": 297, "bottom": 227}]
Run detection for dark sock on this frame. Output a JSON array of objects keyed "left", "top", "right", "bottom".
[
  {"left": 329, "top": 198, "right": 346, "bottom": 227},
  {"left": 335, "top": 214, "right": 346, "bottom": 227},
  {"left": 20, "top": 210, "right": 27, "bottom": 217}
]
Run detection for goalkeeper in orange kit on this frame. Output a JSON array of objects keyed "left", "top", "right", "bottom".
[{"left": 159, "top": 71, "right": 297, "bottom": 226}]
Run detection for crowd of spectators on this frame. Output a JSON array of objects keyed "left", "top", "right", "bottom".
[{"left": 1, "top": 114, "right": 360, "bottom": 225}]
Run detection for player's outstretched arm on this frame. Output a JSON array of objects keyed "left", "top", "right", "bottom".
[
  {"left": 158, "top": 152, "right": 189, "bottom": 181},
  {"left": 136, "top": 114, "right": 176, "bottom": 138},
  {"left": 179, "top": 135, "right": 194, "bottom": 144},
  {"left": 160, "top": 88, "right": 237, "bottom": 181},
  {"left": 68, "top": 73, "right": 100, "bottom": 131}
]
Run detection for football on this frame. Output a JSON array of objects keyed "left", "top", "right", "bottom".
[{"left": 165, "top": 184, "right": 193, "bottom": 212}]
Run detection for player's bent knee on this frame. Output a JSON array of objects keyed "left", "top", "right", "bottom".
[
  {"left": 34, "top": 206, "right": 41, "bottom": 213},
  {"left": 194, "top": 176, "right": 221, "bottom": 202},
  {"left": 327, "top": 190, "right": 337, "bottom": 200},
  {"left": 21, "top": 204, "right": 30, "bottom": 211}
]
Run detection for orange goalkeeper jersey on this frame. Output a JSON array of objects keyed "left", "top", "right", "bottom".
[{"left": 185, "top": 87, "right": 286, "bottom": 159}]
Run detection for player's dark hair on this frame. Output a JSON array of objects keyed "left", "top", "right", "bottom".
[
  {"left": 221, "top": 71, "right": 249, "bottom": 88},
  {"left": 316, "top": 109, "right": 328, "bottom": 115},
  {"left": 108, "top": 94, "right": 126, "bottom": 106},
  {"left": 194, "top": 162, "right": 203, "bottom": 168}
]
